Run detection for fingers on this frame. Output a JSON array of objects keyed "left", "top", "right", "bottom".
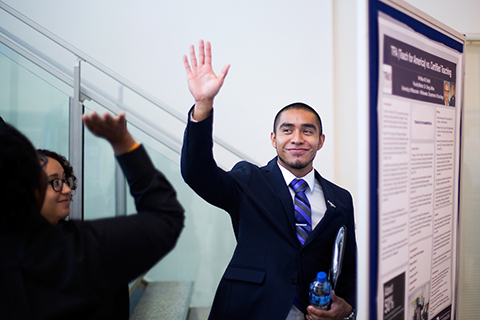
[
  {"left": 306, "top": 305, "right": 333, "bottom": 320},
  {"left": 330, "top": 290, "right": 337, "bottom": 301},
  {"left": 183, "top": 55, "right": 192, "bottom": 74},
  {"left": 189, "top": 44, "right": 197, "bottom": 69},
  {"left": 198, "top": 39, "right": 205, "bottom": 65},
  {"left": 82, "top": 111, "right": 126, "bottom": 133},
  {"left": 107, "top": 112, "right": 126, "bottom": 132},
  {"left": 116, "top": 111, "right": 127, "bottom": 125},
  {"left": 205, "top": 41, "right": 211, "bottom": 66},
  {"left": 329, "top": 290, "right": 345, "bottom": 306},
  {"left": 185, "top": 39, "right": 212, "bottom": 72},
  {"left": 218, "top": 64, "right": 231, "bottom": 80},
  {"left": 81, "top": 111, "right": 99, "bottom": 131},
  {"left": 82, "top": 111, "right": 135, "bottom": 155}
]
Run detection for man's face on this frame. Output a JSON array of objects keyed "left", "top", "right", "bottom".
[
  {"left": 271, "top": 108, "right": 325, "bottom": 177},
  {"left": 444, "top": 82, "right": 450, "bottom": 103}
]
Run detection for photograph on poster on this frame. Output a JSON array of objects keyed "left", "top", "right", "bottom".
[{"left": 408, "top": 284, "right": 430, "bottom": 320}]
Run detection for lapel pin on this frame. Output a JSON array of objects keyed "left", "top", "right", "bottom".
[{"left": 327, "top": 200, "right": 336, "bottom": 208}]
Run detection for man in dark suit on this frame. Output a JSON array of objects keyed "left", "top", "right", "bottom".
[
  {"left": 181, "top": 40, "right": 356, "bottom": 320},
  {"left": 449, "top": 83, "right": 456, "bottom": 106}
]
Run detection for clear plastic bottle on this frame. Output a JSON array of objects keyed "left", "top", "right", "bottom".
[{"left": 308, "top": 271, "right": 332, "bottom": 310}]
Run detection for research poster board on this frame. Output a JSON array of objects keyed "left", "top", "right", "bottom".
[{"left": 369, "top": 1, "right": 465, "bottom": 320}]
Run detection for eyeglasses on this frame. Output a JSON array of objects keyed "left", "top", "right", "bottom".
[
  {"left": 39, "top": 155, "right": 48, "bottom": 170},
  {"left": 48, "top": 177, "right": 74, "bottom": 192}
]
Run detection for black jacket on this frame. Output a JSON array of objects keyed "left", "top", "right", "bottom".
[{"left": 0, "top": 145, "right": 184, "bottom": 319}]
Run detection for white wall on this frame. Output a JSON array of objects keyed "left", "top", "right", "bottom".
[{"left": 3, "top": 0, "right": 336, "bottom": 179}]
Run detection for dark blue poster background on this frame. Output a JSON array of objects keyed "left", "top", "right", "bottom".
[{"left": 368, "top": 1, "right": 463, "bottom": 319}]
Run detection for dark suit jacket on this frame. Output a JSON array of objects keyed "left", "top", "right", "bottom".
[
  {"left": 0, "top": 146, "right": 184, "bottom": 320},
  {"left": 181, "top": 111, "right": 357, "bottom": 319},
  {"left": 449, "top": 95, "right": 456, "bottom": 106}
]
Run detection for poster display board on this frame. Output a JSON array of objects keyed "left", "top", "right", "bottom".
[{"left": 370, "top": 1, "right": 465, "bottom": 320}]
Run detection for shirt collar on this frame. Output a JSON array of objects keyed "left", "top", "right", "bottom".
[{"left": 277, "top": 162, "right": 316, "bottom": 191}]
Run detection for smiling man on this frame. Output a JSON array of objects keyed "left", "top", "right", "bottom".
[
  {"left": 272, "top": 106, "right": 325, "bottom": 177},
  {"left": 181, "top": 40, "right": 357, "bottom": 320}
]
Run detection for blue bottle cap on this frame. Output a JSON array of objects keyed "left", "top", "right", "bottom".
[{"left": 317, "top": 271, "right": 327, "bottom": 282}]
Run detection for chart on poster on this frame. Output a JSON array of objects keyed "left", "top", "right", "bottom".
[{"left": 374, "top": 7, "right": 464, "bottom": 320}]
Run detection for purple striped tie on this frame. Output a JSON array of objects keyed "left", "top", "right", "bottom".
[
  {"left": 290, "top": 178, "right": 312, "bottom": 312},
  {"left": 290, "top": 179, "right": 312, "bottom": 245}
]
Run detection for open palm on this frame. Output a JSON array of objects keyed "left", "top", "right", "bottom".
[{"left": 183, "top": 40, "right": 230, "bottom": 103}]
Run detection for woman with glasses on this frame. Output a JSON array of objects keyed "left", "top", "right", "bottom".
[
  {"left": 37, "top": 149, "right": 76, "bottom": 225},
  {"left": 0, "top": 112, "right": 185, "bottom": 319}
]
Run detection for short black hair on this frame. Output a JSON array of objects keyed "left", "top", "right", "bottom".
[
  {"left": 0, "top": 122, "right": 41, "bottom": 220},
  {"left": 37, "top": 149, "right": 77, "bottom": 192},
  {"left": 273, "top": 102, "right": 323, "bottom": 136}
]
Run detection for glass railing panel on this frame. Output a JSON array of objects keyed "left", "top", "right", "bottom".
[
  {"left": 127, "top": 124, "right": 237, "bottom": 308},
  {"left": 0, "top": 41, "right": 70, "bottom": 154},
  {"left": 83, "top": 100, "right": 117, "bottom": 220}
]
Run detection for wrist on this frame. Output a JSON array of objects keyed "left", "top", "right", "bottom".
[
  {"left": 343, "top": 308, "right": 355, "bottom": 320},
  {"left": 111, "top": 133, "right": 137, "bottom": 156},
  {"left": 193, "top": 100, "right": 213, "bottom": 121}
]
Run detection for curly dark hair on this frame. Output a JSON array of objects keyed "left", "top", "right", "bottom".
[
  {"left": 36, "top": 149, "right": 77, "bottom": 193},
  {"left": 0, "top": 122, "right": 42, "bottom": 220}
]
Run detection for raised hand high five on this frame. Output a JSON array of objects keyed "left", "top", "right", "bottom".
[
  {"left": 82, "top": 111, "right": 137, "bottom": 156},
  {"left": 183, "top": 40, "right": 230, "bottom": 121}
]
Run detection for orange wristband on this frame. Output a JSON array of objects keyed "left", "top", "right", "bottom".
[{"left": 128, "top": 141, "right": 140, "bottom": 152}]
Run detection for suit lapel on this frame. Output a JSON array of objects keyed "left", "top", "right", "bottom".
[
  {"left": 263, "top": 158, "right": 299, "bottom": 246},
  {"left": 303, "top": 171, "right": 337, "bottom": 246},
  {"left": 263, "top": 161, "right": 340, "bottom": 248}
]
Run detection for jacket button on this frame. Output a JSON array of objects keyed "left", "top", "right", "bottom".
[{"left": 291, "top": 278, "right": 297, "bottom": 284}]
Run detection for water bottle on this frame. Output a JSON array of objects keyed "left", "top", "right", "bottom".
[{"left": 309, "top": 271, "right": 331, "bottom": 310}]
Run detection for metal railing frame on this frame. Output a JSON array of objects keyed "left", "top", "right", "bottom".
[
  {"left": 0, "top": 1, "right": 253, "bottom": 163},
  {"left": 0, "top": 0, "right": 256, "bottom": 220}
]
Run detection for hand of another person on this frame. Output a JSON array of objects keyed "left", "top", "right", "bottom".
[
  {"left": 183, "top": 40, "right": 230, "bottom": 121},
  {"left": 82, "top": 111, "right": 137, "bottom": 155},
  {"left": 305, "top": 290, "right": 353, "bottom": 320}
]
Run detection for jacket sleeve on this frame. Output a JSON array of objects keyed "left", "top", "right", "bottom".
[
  {"left": 180, "top": 108, "right": 244, "bottom": 212},
  {"left": 78, "top": 145, "right": 185, "bottom": 283}
]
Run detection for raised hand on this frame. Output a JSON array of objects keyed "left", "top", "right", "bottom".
[
  {"left": 183, "top": 40, "right": 230, "bottom": 121},
  {"left": 82, "top": 111, "right": 137, "bottom": 155}
]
